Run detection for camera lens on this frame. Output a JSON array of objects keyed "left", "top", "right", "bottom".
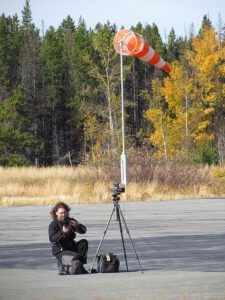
[{"left": 63, "top": 220, "right": 70, "bottom": 227}]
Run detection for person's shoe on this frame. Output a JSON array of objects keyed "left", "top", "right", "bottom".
[{"left": 57, "top": 262, "right": 64, "bottom": 275}]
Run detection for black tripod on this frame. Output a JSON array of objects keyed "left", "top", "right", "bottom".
[{"left": 89, "top": 184, "right": 143, "bottom": 274}]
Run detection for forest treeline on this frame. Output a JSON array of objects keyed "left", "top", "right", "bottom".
[{"left": 0, "top": 0, "right": 225, "bottom": 167}]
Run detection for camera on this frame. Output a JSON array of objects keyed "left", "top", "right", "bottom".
[
  {"left": 63, "top": 219, "right": 71, "bottom": 228},
  {"left": 111, "top": 183, "right": 125, "bottom": 195}
]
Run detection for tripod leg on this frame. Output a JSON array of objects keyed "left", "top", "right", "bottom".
[
  {"left": 118, "top": 206, "right": 143, "bottom": 274},
  {"left": 116, "top": 206, "right": 129, "bottom": 271},
  {"left": 89, "top": 207, "right": 115, "bottom": 274}
]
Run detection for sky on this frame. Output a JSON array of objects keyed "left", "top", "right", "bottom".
[{"left": 1, "top": 0, "right": 225, "bottom": 40}]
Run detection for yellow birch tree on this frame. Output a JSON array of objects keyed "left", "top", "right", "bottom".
[
  {"left": 186, "top": 26, "right": 225, "bottom": 159},
  {"left": 145, "top": 26, "right": 225, "bottom": 162}
]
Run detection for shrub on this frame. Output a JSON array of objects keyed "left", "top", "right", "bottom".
[
  {"left": 197, "top": 146, "right": 218, "bottom": 165},
  {"left": 5, "top": 154, "right": 29, "bottom": 167}
]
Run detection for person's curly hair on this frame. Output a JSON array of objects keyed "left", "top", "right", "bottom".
[{"left": 50, "top": 201, "right": 71, "bottom": 219}]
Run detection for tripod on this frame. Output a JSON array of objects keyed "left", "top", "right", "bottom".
[{"left": 89, "top": 188, "right": 143, "bottom": 274}]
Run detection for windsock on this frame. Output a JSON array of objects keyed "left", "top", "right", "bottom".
[{"left": 113, "top": 29, "right": 171, "bottom": 73}]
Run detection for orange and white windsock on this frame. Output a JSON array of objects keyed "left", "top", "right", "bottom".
[{"left": 113, "top": 29, "right": 171, "bottom": 73}]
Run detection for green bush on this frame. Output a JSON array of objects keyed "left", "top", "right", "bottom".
[
  {"left": 197, "top": 146, "right": 218, "bottom": 165},
  {"left": 0, "top": 154, "right": 29, "bottom": 167}
]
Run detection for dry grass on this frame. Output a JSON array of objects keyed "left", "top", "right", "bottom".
[
  {"left": 0, "top": 166, "right": 112, "bottom": 206},
  {"left": 0, "top": 162, "right": 225, "bottom": 206}
]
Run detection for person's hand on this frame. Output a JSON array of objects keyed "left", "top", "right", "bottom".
[
  {"left": 62, "top": 225, "right": 71, "bottom": 233},
  {"left": 70, "top": 219, "right": 78, "bottom": 230}
]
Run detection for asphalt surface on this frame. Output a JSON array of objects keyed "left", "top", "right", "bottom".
[{"left": 0, "top": 199, "right": 225, "bottom": 300}]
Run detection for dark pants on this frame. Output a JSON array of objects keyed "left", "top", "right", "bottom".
[{"left": 55, "top": 239, "right": 88, "bottom": 264}]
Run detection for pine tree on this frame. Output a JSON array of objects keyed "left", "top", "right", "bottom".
[
  {"left": 70, "top": 17, "right": 96, "bottom": 162},
  {"left": 1, "top": 6, "right": 224, "bottom": 166},
  {"left": 0, "top": 86, "right": 42, "bottom": 165},
  {"left": 0, "top": 14, "right": 21, "bottom": 100},
  {"left": 39, "top": 26, "right": 64, "bottom": 163},
  {"left": 198, "top": 14, "right": 213, "bottom": 36},
  {"left": 19, "top": 0, "right": 43, "bottom": 164}
]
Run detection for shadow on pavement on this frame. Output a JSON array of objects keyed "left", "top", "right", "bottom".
[{"left": 1, "top": 233, "right": 225, "bottom": 272}]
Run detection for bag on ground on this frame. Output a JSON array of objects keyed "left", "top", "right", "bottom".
[
  {"left": 58, "top": 255, "right": 87, "bottom": 275},
  {"left": 97, "top": 253, "right": 120, "bottom": 273}
]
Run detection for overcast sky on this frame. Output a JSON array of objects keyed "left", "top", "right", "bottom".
[{"left": 1, "top": 0, "right": 225, "bottom": 40}]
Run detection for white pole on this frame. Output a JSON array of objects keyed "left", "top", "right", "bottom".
[{"left": 120, "top": 41, "right": 127, "bottom": 186}]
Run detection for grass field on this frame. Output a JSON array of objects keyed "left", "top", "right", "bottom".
[{"left": 0, "top": 162, "right": 225, "bottom": 206}]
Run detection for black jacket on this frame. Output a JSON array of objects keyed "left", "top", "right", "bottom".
[{"left": 48, "top": 218, "right": 87, "bottom": 255}]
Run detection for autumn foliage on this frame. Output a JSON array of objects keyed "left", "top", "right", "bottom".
[
  {"left": 0, "top": 2, "right": 225, "bottom": 167},
  {"left": 145, "top": 27, "right": 225, "bottom": 164}
]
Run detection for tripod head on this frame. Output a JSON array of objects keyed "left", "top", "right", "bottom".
[{"left": 111, "top": 182, "right": 125, "bottom": 204}]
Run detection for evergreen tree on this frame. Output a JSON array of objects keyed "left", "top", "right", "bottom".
[
  {"left": 199, "top": 14, "right": 213, "bottom": 36},
  {"left": 149, "top": 23, "right": 166, "bottom": 57},
  {"left": 19, "top": 0, "right": 43, "bottom": 164},
  {"left": 167, "top": 28, "right": 189, "bottom": 63},
  {"left": 70, "top": 17, "right": 95, "bottom": 162},
  {"left": 0, "top": 86, "right": 42, "bottom": 165},
  {"left": 167, "top": 28, "right": 179, "bottom": 61},
  {"left": 39, "top": 26, "right": 64, "bottom": 163},
  {"left": 0, "top": 14, "right": 21, "bottom": 100},
  {"left": 0, "top": 4, "right": 224, "bottom": 166}
]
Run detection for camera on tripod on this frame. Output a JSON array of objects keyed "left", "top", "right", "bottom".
[
  {"left": 111, "top": 183, "right": 125, "bottom": 196},
  {"left": 89, "top": 181, "right": 143, "bottom": 274}
]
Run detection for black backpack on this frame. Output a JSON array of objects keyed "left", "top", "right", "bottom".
[
  {"left": 58, "top": 255, "right": 87, "bottom": 275},
  {"left": 97, "top": 253, "right": 120, "bottom": 273}
]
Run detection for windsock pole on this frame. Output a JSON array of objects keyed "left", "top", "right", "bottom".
[
  {"left": 114, "top": 29, "right": 171, "bottom": 187},
  {"left": 120, "top": 41, "right": 127, "bottom": 187}
]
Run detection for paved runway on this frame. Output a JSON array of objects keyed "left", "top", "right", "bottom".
[{"left": 0, "top": 199, "right": 225, "bottom": 299}]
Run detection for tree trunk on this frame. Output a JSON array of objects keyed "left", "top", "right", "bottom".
[
  {"left": 160, "top": 112, "right": 168, "bottom": 165},
  {"left": 218, "top": 125, "right": 225, "bottom": 166},
  {"left": 52, "top": 105, "right": 60, "bottom": 163},
  {"left": 185, "top": 93, "right": 189, "bottom": 157}
]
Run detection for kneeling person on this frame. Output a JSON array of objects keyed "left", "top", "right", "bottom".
[{"left": 49, "top": 202, "right": 88, "bottom": 274}]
